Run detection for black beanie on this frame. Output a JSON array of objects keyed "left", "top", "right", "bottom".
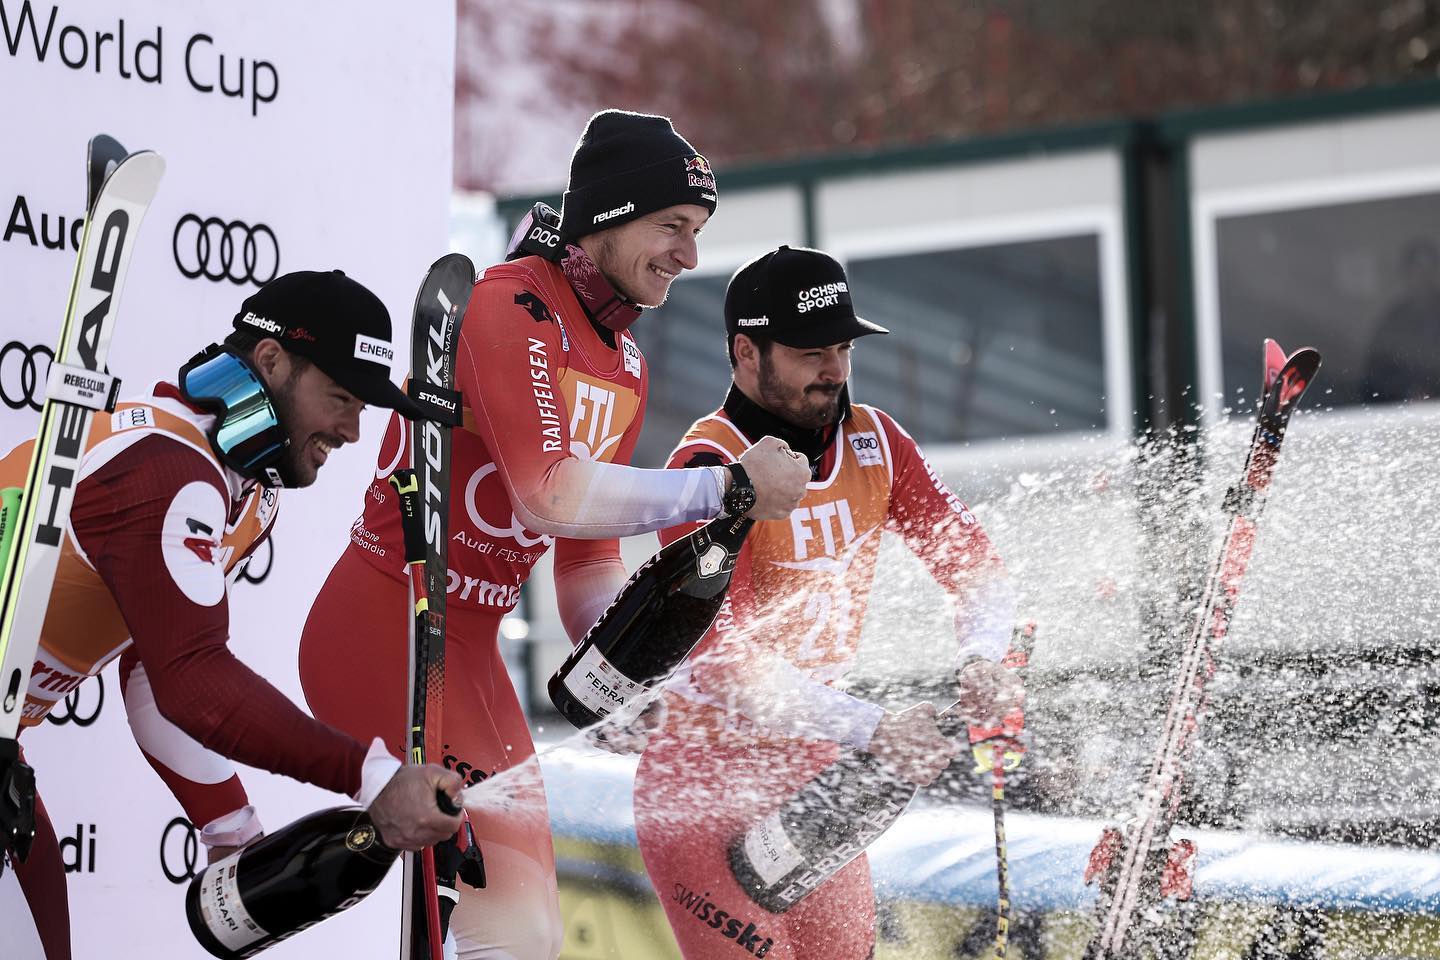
[{"left": 559, "top": 109, "right": 718, "bottom": 240}]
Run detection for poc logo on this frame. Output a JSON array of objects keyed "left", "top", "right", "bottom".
[
  {"left": 528, "top": 225, "right": 559, "bottom": 249},
  {"left": 593, "top": 201, "right": 635, "bottom": 224},
  {"left": 849, "top": 431, "right": 882, "bottom": 466},
  {"left": 240, "top": 311, "right": 283, "bottom": 334}
]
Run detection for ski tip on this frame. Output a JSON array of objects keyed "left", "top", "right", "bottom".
[
  {"left": 429, "top": 252, "right": 476, "bottom": 279},
  {"left": 1285, "top": 346, "right": 1322, "bottom": 378},
  {"left": 86, "top": 134, "right": 130, "bottom": 213},
  {"left": 1261, "top": 339, "right": 1288, "bottom": 393}
]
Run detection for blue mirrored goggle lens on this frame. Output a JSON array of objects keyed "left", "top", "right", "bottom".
[{"left": 183, "top": 352, "right": 285, "bottom": 469}]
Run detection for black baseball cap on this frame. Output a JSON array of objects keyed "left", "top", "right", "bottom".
[
  {"left": 724, "top": 246, "right": 889, "bottom": 352},
  {"left": 233, "top": 270, "right": 423, "bottom": 418}
]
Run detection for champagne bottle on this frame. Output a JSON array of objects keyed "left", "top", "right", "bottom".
[
  {"left": 726, "top": 712, "right": 969, "bottom": 913},
  {"left": 186, "top": 805, "right": 398, "bottom": 958},
  {"left": 548, "top": 511, "right": 753, "bottom": 729},
  {"left": 729, "top": 625, "right": 1035, "bottom": 913}
]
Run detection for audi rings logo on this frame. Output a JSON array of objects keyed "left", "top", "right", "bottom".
[
  {"left": 237, "top": 538, "right": 274, "bottom": 586},
  {"left": 1, "top": 341, "right": 54, "bottom": 411},
  {"left": 173, "top": 214, "right": 280, "bottom": 286},
  {"left": 160, "top": 816, "right": 201, "bottom": 884},
  {"left": 45, "top": 674, "right": 104, "bottom": 728}
]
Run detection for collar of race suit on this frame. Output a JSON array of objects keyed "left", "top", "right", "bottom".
[
  {"left": 722, "top": 382, "right": 852, "bottom": 478},
  {"left": 560, "top": 242, "right": 642, "bottom": 344}
]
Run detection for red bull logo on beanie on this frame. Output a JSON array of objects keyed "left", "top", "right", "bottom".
[{"left": 685, "top": 154, "right": 717, "bottom": 191}]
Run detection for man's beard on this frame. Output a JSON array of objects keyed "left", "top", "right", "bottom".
[
  {"left": 757, "top": 356, "right": 843, "bottom": 430},
  {"left": 267, "top": 372, "right": 308, "bottom": 488}
]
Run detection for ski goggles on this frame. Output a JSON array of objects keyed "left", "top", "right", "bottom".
[{"left": 179, "top": 346, "right": 287, "bottom": 480}]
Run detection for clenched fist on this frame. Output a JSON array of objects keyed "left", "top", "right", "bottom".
[
  {"left": 367, "top": 764, "right": 464, "bottom": 850},
  {"left": 737, "top": 436, "right": 810, "bottom": 520},
  {"left": 867, "top": 702, "right": 962, "bottom": 786}
]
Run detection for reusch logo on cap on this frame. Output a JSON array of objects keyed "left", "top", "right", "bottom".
[
  {"left": 354, "top": 334, "right": 394, "bottom": 366},
  {"left": 737, "top": 317, "right": 769, "bottom": 327},
  {"left": 593, "top": 201, "right": 636, "bottom": 224},
  {"left": 239, "top": 311, "right": 284, "bottom": 335}
]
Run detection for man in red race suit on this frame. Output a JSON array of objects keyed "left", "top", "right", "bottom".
[
  {"left": 0, "top": 272, "right": 464, "bottom": 960},
  {"left": 632, "top": 247, "right": 1023, "bottom": 959},
  {"left": 298, "top": 112, "right": 810, "bottom": 959}
]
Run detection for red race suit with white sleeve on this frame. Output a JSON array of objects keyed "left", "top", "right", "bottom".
[
  {"left": 0, "top": 384, "right": 373, "bottom": 960},
  {"left": 633, "top": 386, "right": 1015, "bottom": 960},
  {"left": 298, "top": 246, "right": 727, "bottom": 960}
]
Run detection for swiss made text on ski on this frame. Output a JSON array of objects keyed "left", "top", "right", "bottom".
[
  {"left": 395, "top": 254, "right": 475, "bottom": 960},
  {"left": 1084, "top": 339, "right": 1321, "bottom": 960},
  {"left": 0, "top": 136, "right": 163, "bottom": 875}
]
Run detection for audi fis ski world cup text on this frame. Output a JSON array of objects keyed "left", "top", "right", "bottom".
[
  {"left": 1, "top": 2, "right": 279, "bottom": 115},
  {"left": 4, "top": 194, "right": 85, "bottom": 252}
]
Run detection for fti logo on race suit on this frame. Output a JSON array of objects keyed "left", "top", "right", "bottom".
[{"left": 568, "top": 376, "right": 637, "bottom": 463}]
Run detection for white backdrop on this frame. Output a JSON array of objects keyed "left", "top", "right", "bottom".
[{"left": 0, "top": 1, "right": 456, "bottom": 956}]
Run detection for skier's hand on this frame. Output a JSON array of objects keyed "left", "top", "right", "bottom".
[
  {"left": 588, "top": 697, "right": 667, "bottom": 756},
  {"left": 955, "top": 658, "right": 1024, "bottom": 726},
  {"left": 199, "top": 804, "right": 264, "bottom": 865},
  {"left": 368, "top": 764, "right": 464, "bottom": 851},
  {"left": 957, "top": 658, "right": 1026, "bottom": 773},
  {"left": 737, "top": 437, "right": 810, "bottom": 520},
  {"left": 868, "top": 702, "right": 960, "bottom": 786},
  {"left": 206, "top": 837, "right": 258, "bottom": 865}
]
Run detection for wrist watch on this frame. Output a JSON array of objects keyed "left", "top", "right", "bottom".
[{"left": 721, "top": 462, "right": 756, "bottom": 518}]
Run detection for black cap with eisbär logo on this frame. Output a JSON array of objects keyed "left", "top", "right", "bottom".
[
  {"left": 233, "top": 269, "right": 423, "bottom": 418},
  {"left": 724, "top": 245, "right": 889, "bottom": 352}
]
